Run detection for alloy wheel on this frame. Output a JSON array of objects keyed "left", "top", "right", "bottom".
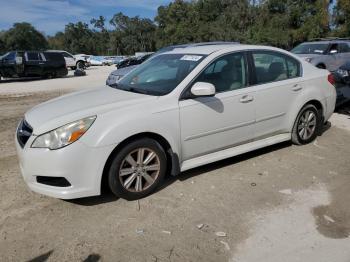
[
  {"left": 118, "top": 148, "right": 160, "bottom": 192},
  {"left": 297, "top": 110, "right": 317, "bottom": 140}
]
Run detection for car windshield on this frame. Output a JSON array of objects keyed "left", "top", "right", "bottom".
[
  {"left": 113, "top": 53, "right": 206, "bottom": 96},
  {"left": 291, "top": 43, "right": 329, "bottom": 55}
]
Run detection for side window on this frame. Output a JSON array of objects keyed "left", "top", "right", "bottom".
[
  {"left": 195, "top": 52, "right": 247, "bottom": 93},
  {"left": 329, "top": 43, "right": 338, "bottom": 54},
  {"left": 252, "top": 52, "right": 290, "bottom": 84},
  {"left": 286, "top": 57, "right": 301, "bottom": 78},
  {"left": 26, "top": 52, "right": 41, "bottom": 61},
  {"left": 338, "top": 43, "right": 350, "bottom": 53}
]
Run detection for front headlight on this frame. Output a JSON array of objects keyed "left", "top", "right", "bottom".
[
  {"left": 336, "top": 69, "right": 349, "bottom": 77},
  {"left": 31, "top": 116, "right": 96, "bottom": 150}
]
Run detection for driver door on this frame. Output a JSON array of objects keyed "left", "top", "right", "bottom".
[{"left": 179, "top": 52, "right": 256, "bottom": 161}]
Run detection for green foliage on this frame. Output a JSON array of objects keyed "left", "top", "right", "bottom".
[
  {"left": 110, "top": 12, "right": 156, "bottom": 54},
  {"left": 0, "top": 0, "right": 347, "bottom": 55},
  {"left": 333, "top": 0, "right": 350, "bottom": 36},
  {"left": 1, "top": 23, "right": 48, "bottom": 51}
]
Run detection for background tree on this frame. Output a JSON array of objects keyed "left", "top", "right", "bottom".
[
  {"left": 0, "top": 0, "right": 347, "bottom": 56},
  {"left": 1, "top": 23, "right": 48, "bottom": 51},
  {"left": 91, "top": 16, "right": 110, "bottom": 55},
  {"left": 62, "top": 22, "right": 94, "bottom": 54},
  {"left": 333, "top": 0, "right": 350, "bottom": 36},
  {"left": 47, "top": 32, "right": 65, "bottom": 50},
  {"left": 110, "top": 12, "right": 156, "bottom": 54}
]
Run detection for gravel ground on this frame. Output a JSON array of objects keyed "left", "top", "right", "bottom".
[{"left": 0, "top": 67, "right": 350, "bottom": 262}]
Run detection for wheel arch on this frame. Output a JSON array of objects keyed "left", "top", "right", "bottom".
[
  {"left": 316, "top": 63, "right": 326, "bottom": 69},
  {"left": 100, "top": 132, "right": 180, "bottom": 193},
  {"left": 289, "top": 98, "right": 325, "bottom": 133}
]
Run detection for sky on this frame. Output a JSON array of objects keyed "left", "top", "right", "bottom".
[{"left": 0, "top": 0, "right": 172, "bottom": 36}]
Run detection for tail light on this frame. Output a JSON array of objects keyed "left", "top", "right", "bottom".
[{"left": 327, "top": 73, "right": 335, "bottom": 86}]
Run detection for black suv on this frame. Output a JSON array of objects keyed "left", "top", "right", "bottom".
[{"left": 0, "top": 51, "right": 68, "bottom": 80}]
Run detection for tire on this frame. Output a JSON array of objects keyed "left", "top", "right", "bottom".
[
  {"left": 291, "top": 104, "right": 321, "bottom": 145},
  {"left": 108, "top": 138, "right": 167, "bottom": 200},
  {"left": 76, "top": 61, "right": 85, "bottom": 70}
]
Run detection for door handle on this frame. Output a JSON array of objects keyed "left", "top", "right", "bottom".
[
  {"left": 292, "top": 84, "right": 302, "bottom": 91},
  {"left": 240, "top": 95, "right": 254, "bottom": 103}
]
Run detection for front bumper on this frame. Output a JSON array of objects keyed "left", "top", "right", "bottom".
[
  {"left": 106, "top": 74, "right": 121, "bottom": 86},
  {"left": 15, "top": 134, "right": 116, "bottom": 199}
]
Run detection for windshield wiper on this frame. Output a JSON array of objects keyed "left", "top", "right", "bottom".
[{"left": 128, "top": 87, "right": 150, "bottom": 95}]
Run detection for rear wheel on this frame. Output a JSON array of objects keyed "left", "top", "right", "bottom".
[
  {"left": 292, "top": 104, "right": 321, "bottom": 145},
  {"left": 108, "top": 138, "right": 167, "bottom": 200}
]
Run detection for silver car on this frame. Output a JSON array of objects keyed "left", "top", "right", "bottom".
[{"left": 291, "top": 39, "right": 350, "bottom": 71}]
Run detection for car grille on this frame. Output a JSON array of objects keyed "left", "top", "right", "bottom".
[{"left": 17, "top": 119, "right": 33, "bottom": 148}]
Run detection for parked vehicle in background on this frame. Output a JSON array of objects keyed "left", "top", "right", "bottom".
[
  {"left": 106, "top": 65, "right": 138, "bottom": 85},
  {"left": 116, "top": 53, "right": 153, "bottom": 69},
  {"left": 102, "top": 57, "right": 116, "bottom": 66},
  {"left": 291, "top": 38, "right": 350, "bottom": 71},
  {"left": 47, "top": 50, "right": 89, "bottom": 70},
  {"left": 0, "top": 51, "right": 67, "bottom": 80},
  {"left": 333, "top": 61, "right": 350, "bottom": 107},
  {"left": 74, "top": 54, "right": 91, "bottom": 69},
  {"left": 334, "top": 61, "right": 350, "bottom": 85},
  {"left": 17, "top": 44, "right": 336, "bottom": 200},
  {"left": 110, "top": 56, "right": 125, "bottom": 64},
  {"left": 107, "top": 42, "right": 240, "bottom": 86},
  {"left": 89, "top": 56, "right": 104, "bottom": 66}
]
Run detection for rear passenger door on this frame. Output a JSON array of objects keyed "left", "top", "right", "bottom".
[
  {"left": 24, "top": 52, "right": 43, "bottom": 76},
  {"left": 249, "top": 51, "right": 302, "bottom": 140}
]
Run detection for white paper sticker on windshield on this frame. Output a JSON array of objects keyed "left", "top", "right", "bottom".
[{"left": 180, "top": 55, "right": 203, "bottom": 61}]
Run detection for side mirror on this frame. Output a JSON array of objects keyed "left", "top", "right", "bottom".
[
  {"left": 15, "top": 57, "right": 23, "bottom": 65},
  {"left": 330, "top": 49, "right": 338, "bottom": 55},
  {"left": 190, "top": 82, "right": 216, "bottom": 97}
]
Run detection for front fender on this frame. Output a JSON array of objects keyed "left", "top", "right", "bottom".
[{"left": 80, "top": 106, "right": 181, "bottom": 157}]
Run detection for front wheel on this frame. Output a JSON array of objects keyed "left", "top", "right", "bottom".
[
  {"left": 292, "top": 104, "right": 321, "bottom": 145},
  {"left": 77, "top": 61, "right": 85, "bottom": 70},
  {"left": 108, "top": 138, "right": 167, "bottom": 200}
]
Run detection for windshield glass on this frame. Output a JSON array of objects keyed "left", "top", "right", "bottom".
[
  {"left": 114, "top": 53, "right": 206, "bottom": 96},
  {"left": 291, "top": 43, "right": 329, "bottom": 55}
]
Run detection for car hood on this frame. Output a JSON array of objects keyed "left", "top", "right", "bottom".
[
  {"left": 111, "top": 65, "right": 138, "bottom": 77},
  {"left": 25, "top": 87, "right": 157, "bottom": 135}
]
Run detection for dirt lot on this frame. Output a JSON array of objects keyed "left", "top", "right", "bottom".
[{"left": 1, "top": 67, "right": 350, "bottom": 262}]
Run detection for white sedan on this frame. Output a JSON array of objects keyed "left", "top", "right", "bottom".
[{"left": 16, "top": 44, "right": 336, "bottom": 200}]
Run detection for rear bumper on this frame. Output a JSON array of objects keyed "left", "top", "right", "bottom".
[{"left": 324, "top": 90, "right": 337, "bottom": 121}]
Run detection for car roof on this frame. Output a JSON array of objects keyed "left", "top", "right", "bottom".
[
  {"left": 300, "top": 40, "right": 350, "bottom": 45},
  {"left": 164, "top": 44, "right": 288, "bottom": 55}
]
